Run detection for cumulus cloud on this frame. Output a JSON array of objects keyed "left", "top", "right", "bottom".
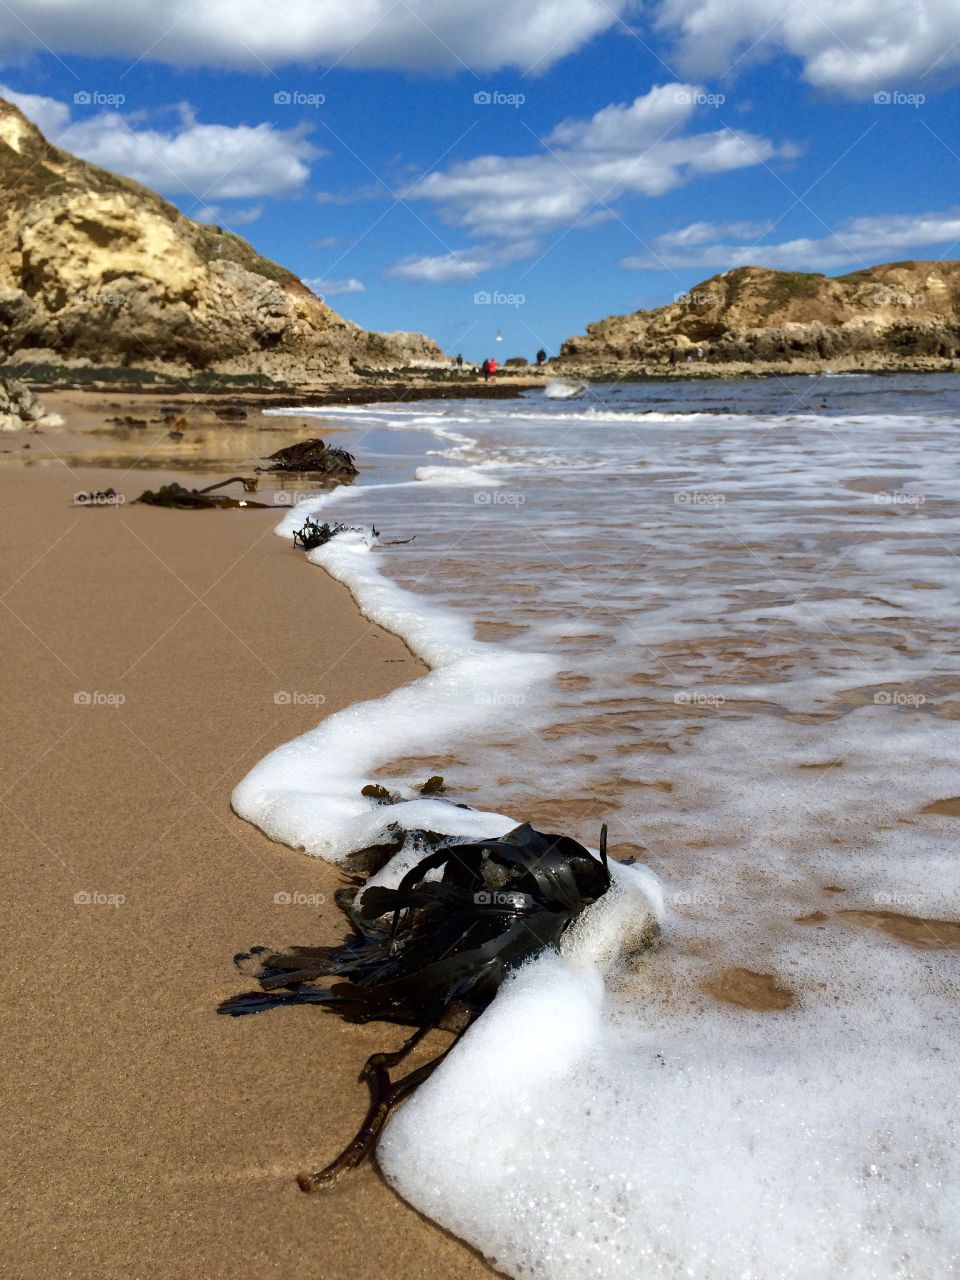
[
  {"left": 621, "top": 209, "right": 960, "bottom": 270},
  {"left": 1, "top": 87, "right": 318, "bottom": 198},
  {"left": 387, "top": 241, "right": 539, "bottom": 283},
  {"left": 393, "top": 84, "right": 793, "bottom": 271},
  {"left": 655, "top": 218, "right": 774, "bottom": 247},
  {"left": 656, "top": 0, "right": 960, "bottom": 97},
  {"left": 0, "top": 0, "right": 630, "bottom": 73},
  {"left": 194, "top": 204, "right": 263, "bottom": 226},
  {"left": 302, "top": 276, "right": 365, "bottom": 295},
  {"left": 0, "top": 84, "right": 70, "bottom": 137}
]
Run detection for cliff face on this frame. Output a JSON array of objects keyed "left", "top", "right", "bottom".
[
  {"left": 0, "top": 99, "right": 442, "bottom": 380},
  {"left": 559, "top": 263, "right": 960, "bottom": 371}
]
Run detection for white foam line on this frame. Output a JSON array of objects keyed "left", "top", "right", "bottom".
[{"left": 235, "top": 475, "right": 556, "bottom": 859}]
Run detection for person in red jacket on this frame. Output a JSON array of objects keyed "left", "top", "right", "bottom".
[{"left": 487, "top": 358, "right": 498, "bottom": 381}]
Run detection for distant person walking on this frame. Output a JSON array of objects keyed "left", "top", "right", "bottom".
[
  {"left": 536, "top": 348, "right": 547, "bottom": 366},
  {"left": 456, "top": 353, "right": 464, "bottom": 370},
  {"left": 481, "top": 358, "right": 491, "bottom": 382},
  {"left": 488, "top": 358, "right": 498, "bottom": 381}
]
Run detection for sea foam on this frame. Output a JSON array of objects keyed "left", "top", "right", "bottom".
[{"left": 244, "top": 386, "right": 960, "bottom": 1279}]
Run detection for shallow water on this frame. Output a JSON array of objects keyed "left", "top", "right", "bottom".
[{"left": 237, "top": 374, "right": 960, "bottom": 1279}]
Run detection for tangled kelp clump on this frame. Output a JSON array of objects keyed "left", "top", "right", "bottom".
[
  {"left": 291, "top": 518, "right": 414, "bottom": 551},
  {"left": 292, "top": 518, "right": 363, "bottom": 550},
  {"left": 263, "top": 438, "right": 358, "bottom": 478},
  {"left": 220, "top": 820, "right": 612, "bottom": 1189}
]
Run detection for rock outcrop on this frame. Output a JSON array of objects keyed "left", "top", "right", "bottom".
[
  {"left": 0, "top": 98, "right": 443, "bottom": 381},
  {"left": 0, "top": 378, "right": 63, "bottom": 430},
  {"left": 558, "top": 263, "right": 960, "bottom": 374}
]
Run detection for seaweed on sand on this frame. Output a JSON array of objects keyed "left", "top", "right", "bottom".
[
  {"left": 263, "top": 438, "right": 358, "bottom": 478},
  {"left": 219, "top": 821, "right": 611, "bottom": 1190},
  {"left": 292, "top": 518, "right": 362, "bottom": 550},
  {"left": 292, "top": 520, "right": 414, "bottom": 551},
  {"left": 135, "top": 477, "right": 267, "bottom": 509}
]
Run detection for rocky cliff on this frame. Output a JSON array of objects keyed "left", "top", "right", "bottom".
[
  {"left": 0, "top": 98, "right": 442, "bottom": 381},
  {"left": 558, "top": 263, "right": 960, "bottom": 373}
]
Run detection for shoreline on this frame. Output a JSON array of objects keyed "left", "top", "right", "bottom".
[
  {"left": 3, "top": 354, "right": 956, "bottom": 415},
  {"left": 8, "top": 378, "right": 960, "bottom": 1275},
  {"left": 0, "top": 447, "right": 495, "bottom": 1277}
]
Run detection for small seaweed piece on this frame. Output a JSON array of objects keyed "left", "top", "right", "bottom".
[
  {"left": 341, "top": 825, "right": 406, "bottom": 876},
  {"left": 292, "top": 519, "right": 363, "bottom": 551},
  {"left": 360, "top": 782, "right": 398, "bottom": 804},
  {"left": 136, "top": 478, "right": 268, "bottom": 509},
  {"left": 219, "top": 822, "right": 612, "bottom": 1189},
  {"left": 74, "top": 488, "right": 121, "bottom": 506}
]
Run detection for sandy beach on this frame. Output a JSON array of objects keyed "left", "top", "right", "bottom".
[{"left": 1, "top": 416, "right": 494, "bottom": 1278}]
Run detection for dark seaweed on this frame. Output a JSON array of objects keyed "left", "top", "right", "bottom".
[
  {"left": 135, "top": 477, "right": 266, "bottom": 509},
  {"left": 219, "top": 821, "right": 611, "bottom": 1189},
  {"left": 263, "top": 438, "right": 358, "bottom": 477},
  {"left": 292, "top": 518, "right": 363, "bottom": 550}
]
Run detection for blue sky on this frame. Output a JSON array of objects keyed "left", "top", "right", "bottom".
[{"left": 1, "top": 0, "right": 958, "bottom": 361}]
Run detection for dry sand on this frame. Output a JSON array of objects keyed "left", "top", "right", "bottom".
[{"left": 1, "top": 424, "right": 494, "bottom": 1277}]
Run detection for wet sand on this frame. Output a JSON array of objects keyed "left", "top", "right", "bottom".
[{"left": 0, "top": 443, "right": 494, "bottom": 1277}]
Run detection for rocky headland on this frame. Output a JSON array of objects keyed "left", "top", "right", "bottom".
[
  {"left": 0, "top": 97, "right": 442, "bottom": 385},
  {"left": 556, "top": 262, "right": 960, "bottom": 378}
]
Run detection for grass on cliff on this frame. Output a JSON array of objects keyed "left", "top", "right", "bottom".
[{"left": 763, "top": 271, "right": 823, "bottom": 302}]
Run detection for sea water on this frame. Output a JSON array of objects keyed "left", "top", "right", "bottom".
[{"left": 234, "top": 374, "right": 960, "bottom": 1278}]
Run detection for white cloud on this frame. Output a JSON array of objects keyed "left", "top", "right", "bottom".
[
  {"left": 0, "top": 84, "right": 70, "bottom": 137},
  {"left": 195, "top": 204, "right": 264, "bottom": 226},
  {"left": 656, "top": 0, "right": 960, "bottom": 97},
  {"left": 2, "top": 88, "right": 319, "bottom": 198},
  {"left": 0, "top": 0, "right": 630, "bottom": 73},
  {"left": 302, "top": 276, "right": 365, "bottom": 295},
  {"left": 621, "top": 209, "right": 960, "bottom": 270},
  {"left": 655, "top": 218, "right": 774, "bottom": 247},
  {"left": 395, "top": 85, "right": 792, "bottom": 264},
  {"left": 386, "top": 240, "right": 539, "bottom": 283}
]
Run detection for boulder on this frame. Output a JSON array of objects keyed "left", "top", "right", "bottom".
[{"left": 0, "top": 378, "right": 64, "bottom": 430}]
